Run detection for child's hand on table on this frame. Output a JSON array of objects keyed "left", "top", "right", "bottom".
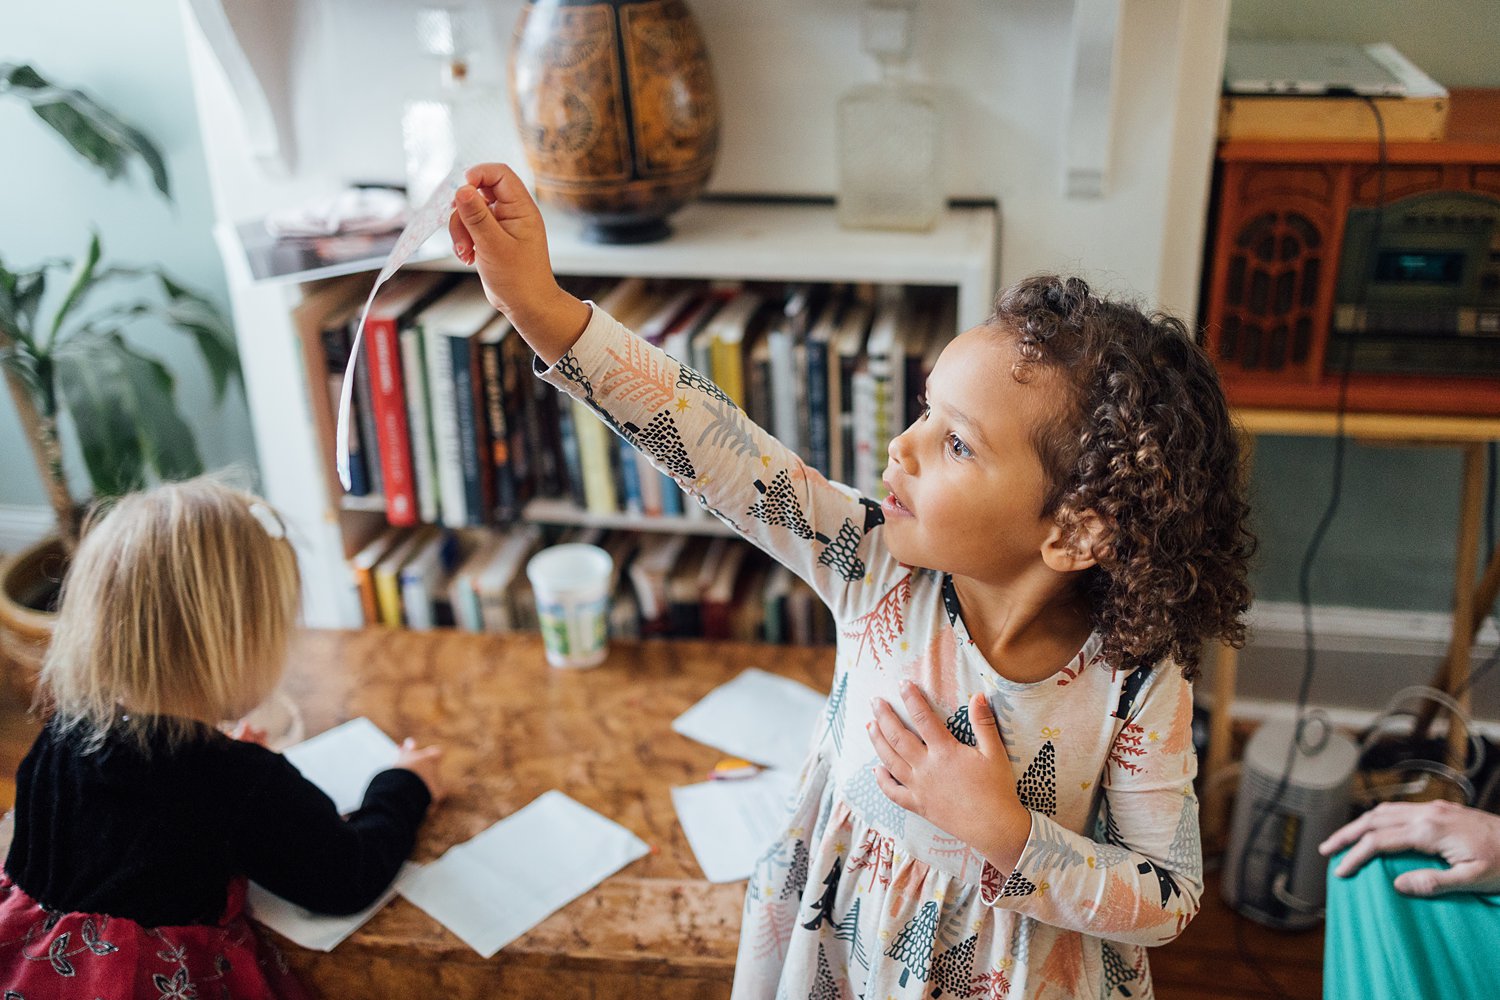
[
  {"left": 447, "top": 162, "right": 591, "bottom": 365},
  {"left": 395, "top": 738, "right": 447, "bottom": 804},
  {"left": 869, "top": 681, "right": 1032, "bottom": 874}
]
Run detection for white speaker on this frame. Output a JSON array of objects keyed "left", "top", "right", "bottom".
[{"left": 1222, "top": 715, "right": 1358, "bottom": 929}]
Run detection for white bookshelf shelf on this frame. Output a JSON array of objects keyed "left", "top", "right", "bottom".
[
  {"left": 338, "top": 495, "right": 739, "bottom": 538},
  {"left": 228, "top": 197, "right": 1000, "bottom": 328}
]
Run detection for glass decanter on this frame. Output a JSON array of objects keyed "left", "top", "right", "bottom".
[
  {"left": 836, "top": 0, "right": 943, "bottom": 232},
  {"left": 401, "top": 4, "right": 506, "bottom": 207}
]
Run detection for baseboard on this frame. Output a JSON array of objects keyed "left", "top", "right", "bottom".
[{"left": 0, "top": 505, "right": 55, "bottom": 556}]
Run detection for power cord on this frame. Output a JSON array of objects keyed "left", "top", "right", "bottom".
[{"left": 1229, "top": 95, "right": 1388, "bottom": 1000}]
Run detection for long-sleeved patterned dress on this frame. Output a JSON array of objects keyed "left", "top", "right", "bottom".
[{"left": 537, "top": 305, "right": 1204, "bottom": 1000}]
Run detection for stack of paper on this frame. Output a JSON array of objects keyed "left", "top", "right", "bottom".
[{"left": 670, "top": 668, "right": 827, "bottom": 882}]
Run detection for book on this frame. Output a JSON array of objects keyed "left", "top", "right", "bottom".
[
  {"left": 901, "top": 292, "right": 937, "bottom": 430},
  {"left": 373, "top": 525, "right": 438, "bottom": 627},
  {"left": 398, "top": 325, "right": 440, "bottom": 525},
  {"left": 804, "top": 287, "right": 845, "bottom": 478},
  {"left": 700, "top": 537, "right": 748, "bottom": 640},
  {"left": 317, "top": 298, "right": 370, "bottom": 495},
  {"left": 702, "top": 289, "right": 764, "bottom": 408},
  {"left": 417, "top": 282, "right": 500, "bottom": 528},
  {"left": 350, "top": 312, "right": 385, "bottom": 499},
  {"left": 864, "top": 289, "right": 907, "bottom": 499},
  {"left": 474, "top": 525, "right": 543, "bottom": 632},
  {"left": 477, "top": 313, "right": 521, "bottom": 522},
  {"left": 828, "top": 297, "right": 872, "bottom": 487},
  {"left": 850, "top": 356, "right": 878, "bottom": 498},
  {"left": 348, "top": 526, "right": 405, "bottom": 626},
  {"left": 572, "top": 398, "right": 618, "bottom": 514},
  {"left": 761, "top": 563, "right": 794, "bottom": 644},
  {"left": 666, "top": 536, "right": 712, "bottom": 637},
  {"left": 291, "top": 276, "right": 368, "bottom": 506},
  {"left": 767, "top": 286, "right": 814, "bottom": 461},
  {"left": 628, "top": 532, "right": 687, "bottom": 636},
  {"left": 400, "top": 529, "right": 459, "bottom": 630},
  {"left": 363, "top": 271, "right": 452, "bottom": 526},
  {"left": 448, "top": 532, "right": 505, "bottom": 632}
]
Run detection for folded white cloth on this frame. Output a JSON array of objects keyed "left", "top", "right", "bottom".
[{"left": 266, "top": 188, "right": 409, "bottom": 238}]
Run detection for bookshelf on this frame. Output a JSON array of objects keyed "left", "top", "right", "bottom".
[{"left": 218, "top": 197, "right": 998, "bottom": 629}]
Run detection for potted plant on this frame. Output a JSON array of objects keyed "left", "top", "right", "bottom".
[{"left": 0, "top": 63, "right": 241, "bottom": 697}]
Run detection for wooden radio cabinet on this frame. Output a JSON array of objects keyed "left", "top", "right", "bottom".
[{"left": 1201, "top": 89, "right": 1500, "bottom": 416}]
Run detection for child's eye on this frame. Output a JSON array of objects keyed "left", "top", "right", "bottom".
[
  {"left": 947, "top": 433, "right": 973, "bottom": 459},
  {"left": 916, "top": 393, "right": 930, "bottom": 419}
]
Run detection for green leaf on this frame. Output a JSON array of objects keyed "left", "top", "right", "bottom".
[
  {"left": 116, "top": 342, "right": 201, "bottom": 480},
  {"left": 155, "top": 273, "right": 241, "bottom": 401},
  {"left": 47, "top": 234, "right": 101, "bottom": 348},
  {"left": 54, "top": 334, "right": 145, "bottom": 496},
  {"left": 0, "top": 63, "right": 171, "bottom": 200}
]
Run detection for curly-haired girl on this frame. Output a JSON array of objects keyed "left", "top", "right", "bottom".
[{"left": 450, "top": 164, "right": 1254, "bottom": 1000}]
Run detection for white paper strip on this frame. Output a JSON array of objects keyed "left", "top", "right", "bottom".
[
  {"left": 671, "top": 668, "right": 827, "bottom": 772},
  {"left": 335, "top": 166, "right": 467, "bottom": 490},
  {"left": 397, "top": 791, "right": 649, "bottom": 958}
]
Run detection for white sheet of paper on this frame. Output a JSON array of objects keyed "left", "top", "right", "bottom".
[
  {"left": 282, "top": 717, "right": 400, "bottom": 816},
  {"left": 671, "top": 770, "right": 798, "bottom": 882},
  {"left": 246, "top": 862, "right": 420, "bottom": 952},
  {"left": 397, "top": 791, "right": 649, "bottom": 958},
  {"left": 671, "top": 668, "right": 827, "bottom": 771}
]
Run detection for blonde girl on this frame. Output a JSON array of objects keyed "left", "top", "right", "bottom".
[{"left": 1, "top": 476, "right": 441, "bottom": 999}]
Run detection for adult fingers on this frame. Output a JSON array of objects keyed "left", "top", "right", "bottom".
[
  {"left": 897, "top": 680, "right": 946, "bottom": 744},
  {"left": 1394, "top": 859, "right": 1485, "bottom": 897},
  {"left": 1319, "top": 801, "right": 1417, "bottom": 856},
  {"left": 1333, "top": 827, "right": 1420, "bottom": 879},
  {"left": 867, "top": 717, "right": 913, "bottom": 785},
  {"left": 970, "top": 692, "right": 1006, "bottom": 757}
]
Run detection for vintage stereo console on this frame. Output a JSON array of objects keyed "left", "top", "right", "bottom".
[{"left": 1201, "top": 89, "right": 1500, "bottom": 415}]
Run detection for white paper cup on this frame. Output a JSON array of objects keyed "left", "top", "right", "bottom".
[{"left": 526, "top": 543, "right": 613, "bottom": 669}]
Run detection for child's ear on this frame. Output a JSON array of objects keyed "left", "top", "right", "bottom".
[{"left": 1041, "top": 510, "right": 1108, "bottom": 574}]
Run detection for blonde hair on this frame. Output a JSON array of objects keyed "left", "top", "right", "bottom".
[{"left": 40, "top": 475, "right": 301, "bottom": 752}]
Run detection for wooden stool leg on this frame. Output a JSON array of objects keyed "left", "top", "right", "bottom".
[
  {"left": 1437, "top": 444, "right": 1485, "bottom": 770},
  {"left": 1202, "top": 640, "right": 1239, "bottom": 847}
]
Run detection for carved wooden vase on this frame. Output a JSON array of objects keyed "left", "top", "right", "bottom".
[{"left": 509, "top": 0, "right": 720, "bottom": 244}]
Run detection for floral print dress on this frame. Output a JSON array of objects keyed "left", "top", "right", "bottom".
[{"left": 539, "top": 306, "right": 1203, "bottom": 1000}]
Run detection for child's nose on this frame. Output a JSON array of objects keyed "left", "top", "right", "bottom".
[{"left": 888, "top": 429, "right": 914, "bottom": 470}]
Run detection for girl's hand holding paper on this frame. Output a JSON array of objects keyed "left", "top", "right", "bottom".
[{"left": 447, "top": 163, "right": 591, "bottom": 366}]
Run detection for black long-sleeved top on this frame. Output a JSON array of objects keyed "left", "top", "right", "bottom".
[{"left": 5, "top": 717, "right": 431, "bottom": 928}]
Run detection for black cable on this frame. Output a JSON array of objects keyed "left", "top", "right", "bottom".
[{"left": 1230, "top": 95, "right": 1387, "bottom": 999}]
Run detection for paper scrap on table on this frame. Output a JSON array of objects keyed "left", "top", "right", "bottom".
[
  {"left": 247, "top": 862, "right": 419, "bottom": 952},
  {"left": 283, "top": 716, "right": 400, "bottom": 816},
  {"left": 671, "top": 770, "right": 798, "bottom": 882},
  {"left": 398, "top": 791, "right": 649, "bottom": 958},
  {"left": 336, "top": 165, "right": 467, "bottom": 490},
  {"left": 671, "top": 668, "right": 827, "bottom": 772}
]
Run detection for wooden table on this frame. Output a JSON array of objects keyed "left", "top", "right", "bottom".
[
  {"left": 270, "top": 628, "right": 834, "bottom": 999},
  {"left": 1199, "top": 408, "right": 1500, "bottom": 845}
]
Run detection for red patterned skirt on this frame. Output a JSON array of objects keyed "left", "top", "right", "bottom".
[{"left": 0, "top": 874, "right": 310, "bottom": 999}]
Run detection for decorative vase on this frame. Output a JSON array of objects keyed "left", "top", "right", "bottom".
[
  {"left": 509, "top": 0, "right": 720, "bottom": 244},
  {"left": 0, "top": 535, "right": 63, "bottom": 706}
]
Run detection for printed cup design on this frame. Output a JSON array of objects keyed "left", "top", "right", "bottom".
[{"left": 526, "top": 543, "right": 614, "bottom": 668}]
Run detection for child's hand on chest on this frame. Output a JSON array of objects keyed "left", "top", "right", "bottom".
[{"left": 866, "top": 679, "right": 1033, "bottom": 873}]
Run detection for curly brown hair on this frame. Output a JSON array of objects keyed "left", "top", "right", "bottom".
[{"left": 992, "top": 275, "right": 1255, "bottom": 681}]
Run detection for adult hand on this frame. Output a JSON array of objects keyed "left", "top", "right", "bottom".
[
  {"left": 395, "top": 738, "right": 447, "bottom": 805},
  {"left": 868, "top": 681, "right": 1031, "bottom": 872},
  {"left": 1319, "top": 800, "right": 1500, "bottom": 896},
  {"left": 447, "top": 162, "right": 591, "bottom": 364}
]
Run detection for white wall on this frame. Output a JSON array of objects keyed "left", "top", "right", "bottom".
[
  {"left": 183, "top": 0, "right": 1228, "bottom": 317},
  {"left": 0, "top": 0, "right": 256, "bottom": 512}
]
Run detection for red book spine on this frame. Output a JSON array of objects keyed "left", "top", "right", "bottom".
[{"left": 365, "top": 317, "right": 417, "bottom": 526}]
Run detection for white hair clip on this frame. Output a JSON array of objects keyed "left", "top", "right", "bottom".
[{"left": 248, "top": 501, "right": 287, "bottom": 539}]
